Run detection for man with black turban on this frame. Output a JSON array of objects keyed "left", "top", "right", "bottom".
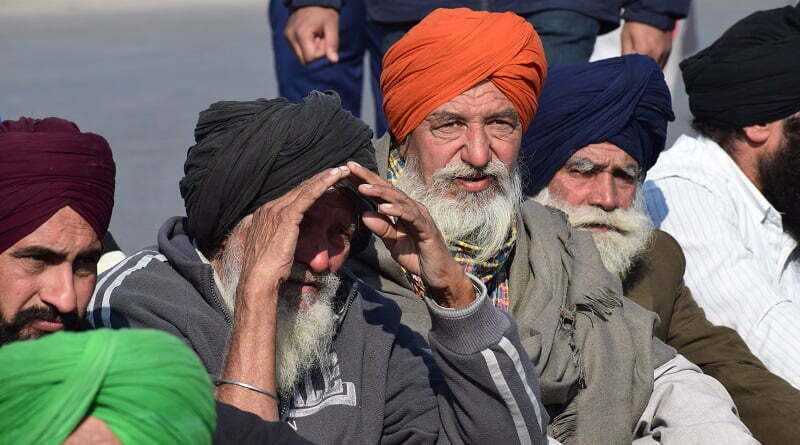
[
  {"left": 524, "top": 54, "right": 800, "bottom": 444},
  {"left": 645, "top": 6, "right": 800, "bottom": 390},
  {"left": 349, "top": 10, "right": 757, "bottom": 444},
  {"left": 91, "top": 90, "right": 549, "bottom": 444}
]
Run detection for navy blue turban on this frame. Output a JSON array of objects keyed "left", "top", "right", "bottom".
[{"left": 521, "top": 55, "right": 675, "bottom": 195}]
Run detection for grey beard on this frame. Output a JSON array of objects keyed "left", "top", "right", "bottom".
[
  {"left": 533, "top": 187, "right": 654, "bottom": 279},
  {"left": 393, "top": 153, "right": 523, "bottom": 263},
  {"left": 217, "top": 237, "right": 340, "bottom": 398}
]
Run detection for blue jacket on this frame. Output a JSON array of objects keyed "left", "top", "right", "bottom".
[{"left": 285, "top": 0, "right": 690, "bottom": 32}]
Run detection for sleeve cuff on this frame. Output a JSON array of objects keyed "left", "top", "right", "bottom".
[
  {"left": 284, "top": 0, "right": 341, "bottom": 11},
  {"left": 623, "top": 9, "right": 676, "bottom": 31},
  {"left": 425, "top": 273, "right": 511, "bottom": 355}
]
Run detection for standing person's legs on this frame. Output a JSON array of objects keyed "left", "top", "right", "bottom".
[
  {"left": 366, "top": 21, "right": 416, "bottom": 137},
  {"left": 364, "top": 21, "right": 391, "bottom": 137},
  {"left": 525, "top": 9, "right": 600, "bottom": 67},
  {"left": 270, "top": 0, "right": 367, "bottom": 117}
]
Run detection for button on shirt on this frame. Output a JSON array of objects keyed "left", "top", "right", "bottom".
[{"left": 644, "top": 135, "right": 800, "bottom": 388}]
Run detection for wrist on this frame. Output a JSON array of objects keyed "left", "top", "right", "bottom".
[{"left": 427, "top": 268, "right": 475, "bottom": 309}]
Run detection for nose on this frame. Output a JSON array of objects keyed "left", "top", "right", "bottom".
[
  {"left": 294, "top": 233, "right": 332, "bottom": 274},
  {"left": 587, "top": 174, "right": 620, "bottom": 212},
  {"left": 39, "top": 266, "right": 79, "bottom": 315},
  {"left": 461, "top": 125, "right": 492, "bottom": 169}
]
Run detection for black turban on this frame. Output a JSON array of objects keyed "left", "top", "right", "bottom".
[
  {"left": 522, "top": 55, "right": 674, "bottom": 195},
  {"left": 681, "top": 6, "right": 800, "bottom": 127},
  {"left": 180, "top": 91, "right": 377, "bottom": 256}
]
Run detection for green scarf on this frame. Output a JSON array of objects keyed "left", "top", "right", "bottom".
[{"left": 0, "top": 329, "right": 216, "bottom": 444}]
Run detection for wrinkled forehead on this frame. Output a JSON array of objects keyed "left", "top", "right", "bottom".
[
  {"left": 425, "top": 80, "right": 518, "bottom": 120},
  {"left": 306, "top": 187, "right": 357, "bottom": 225},
  {"left": 567, "top": 143, "right": 639, "bottom": 168}
]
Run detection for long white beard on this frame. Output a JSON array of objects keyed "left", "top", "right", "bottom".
[
  {"left": 393, "top": 154, "right": 523, "bottom": 263},
  {"left": 533, "top": 187, "right": 654, "bottom": 278},
  {"left": 217, "top": 240, "right": 339, "bottom": 398}
]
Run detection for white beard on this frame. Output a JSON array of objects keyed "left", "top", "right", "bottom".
[
  {"left": 393, "top": 153, "right": 523, "bottom": 263},
  {"left": 217, "top": 238, "right": 339, "bottom": 398},
  {"left": 533, "top": 187, "right": 654, "bottom": 278}
]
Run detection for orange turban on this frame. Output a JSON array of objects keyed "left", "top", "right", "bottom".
[{"left": 381, "top": 8, "right": 547, "bottom": 141}]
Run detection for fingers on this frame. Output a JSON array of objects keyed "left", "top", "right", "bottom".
[
  {"left": 620, "top": 24, "right": 634, "bottom": 55},
  {"left": 361, "top": 211, "right": 398, "bottom": 244},
  {"left": 299, "top": 30, "right": 323, "bottom": 65},
  {"left": 288, "top": 166, "right": 351, "bottom": 214},
  {"left": 284, "top": 6, "right": 338, "bottom": 65},
  {"left": 323, "top": 17, "right": 339, "bottom": 63},
  {"left": 346, "top": 161, "right": 389, "bottom": 187}
]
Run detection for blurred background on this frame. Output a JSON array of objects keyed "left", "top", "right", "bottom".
[{"left": 1, "top": 0, "right": 794, "bottom": 251}]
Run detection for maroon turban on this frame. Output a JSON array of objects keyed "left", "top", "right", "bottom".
[{"left": 0, "top": 117, "right": 116, "bottom": 253}]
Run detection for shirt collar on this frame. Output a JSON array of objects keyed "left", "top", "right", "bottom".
[{"left": 698, "top": 136, "right": 778, "bottom": 226}]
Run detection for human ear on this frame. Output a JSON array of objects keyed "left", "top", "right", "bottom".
[{"left": 742, "top": 122, "right": 776, "bottom": 145}]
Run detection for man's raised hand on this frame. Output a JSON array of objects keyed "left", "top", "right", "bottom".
[
  {"left": 237, "top": 166, "right": 350, "bottom": 300},
  {"left": 346, "top": 161, "right": 474, "bottom": 309},
  {"left": 284, "top": 6, "right": 340, "bottom": 65}
]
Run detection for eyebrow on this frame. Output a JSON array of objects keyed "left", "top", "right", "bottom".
[
  {"left": 426, "top": 112, "right": 465, "bottom": 123},
  {"left": 565, "top": 157, "right": 641, "bottom": 179},
  {"left": 485, "top": 109, "right": 519, "bottom": 124},
  {"left": 12, "top": 245, "right": 102, "bottom": 264}
]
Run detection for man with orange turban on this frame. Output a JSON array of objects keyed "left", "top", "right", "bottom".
[{"left": 349, "top": 8, "right": 757, "bottom": 445}]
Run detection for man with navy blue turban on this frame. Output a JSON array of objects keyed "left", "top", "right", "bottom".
[{"left": 523, "top": 54, "right": 800, "bottom": 443}]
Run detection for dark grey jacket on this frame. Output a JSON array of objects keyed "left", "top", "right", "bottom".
[{"left": 88, "top": 217, "right": 548, "bottom": 445}]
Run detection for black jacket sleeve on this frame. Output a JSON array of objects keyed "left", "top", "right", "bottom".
[{"left": 214, "top": 402, "right": 314, "bottom": 445}]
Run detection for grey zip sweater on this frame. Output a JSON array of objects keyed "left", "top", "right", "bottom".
[{"left": 88, "top": 217, "right": 548, "bottom": 445}]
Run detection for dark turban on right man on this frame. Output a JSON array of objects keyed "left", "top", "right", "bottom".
[
  {"left": 522, "top": 55, "right": 675, "bottom": 195},
  {"left": 380, "top": 8, "right": 548, "bottom": 141},
  {"left": 681, "top": 5, "right": 800, "bottom": 128},
  {"left": 179, "top": 90, "right": 377, "bottom": 257},
  {"left": 0, "top": 117, "right": 116, "bottom": 253}
]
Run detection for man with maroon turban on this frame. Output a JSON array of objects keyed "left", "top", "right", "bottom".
[
  {"left": 348, "top": 8, "right": 757, "bottom": 444},
  {"left": 0, "top": 117, "right": 115, "bottom": 346}
]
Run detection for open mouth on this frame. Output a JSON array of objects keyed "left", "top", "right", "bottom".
[
  {"left": 30, "top": 318, "right": 64, "bottom": 333},
  {"left": 454, "top": 175, "right": 493, "bottom": 192},
  {"left": 579, "top": 223, "right": 619, "bottom": 233}
]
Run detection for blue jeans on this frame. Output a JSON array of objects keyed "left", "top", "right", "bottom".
[
  {"left": 269, "top": 0, "right": 388, "bottom": 136},
  {"left": 524, "top": 9, "right": 600, "bottom": 68}
]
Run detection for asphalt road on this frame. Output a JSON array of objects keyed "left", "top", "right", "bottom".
[{"left": 1, "top": 0, "right": 794, "bottom": 252}]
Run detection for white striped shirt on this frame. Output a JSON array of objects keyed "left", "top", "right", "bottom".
[{"left": 644, "top": 135, "right": 800, "bottom": 388}]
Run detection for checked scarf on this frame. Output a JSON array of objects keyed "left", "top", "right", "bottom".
[{"left": 387, "top": 148, "right": 516, "bottom": 310}]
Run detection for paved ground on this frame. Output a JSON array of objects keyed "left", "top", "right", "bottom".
[{"left": 2, "top": 0, "right": 794, "bottom": 251}]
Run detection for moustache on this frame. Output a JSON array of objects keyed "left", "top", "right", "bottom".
[
  {"left": 0, "top": 306, "right": 86, "bottom": 345},
  {"left": 432, "top": 160, "right": 509, "bottom": 183}
]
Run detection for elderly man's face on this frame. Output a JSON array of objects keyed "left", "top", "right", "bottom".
[
  {"left": 216, "top": 188, "right": 356, "bottom": 397},
  {"left": 0, "top": 206, "right": 101, "bottom": 345},
  {"left": 535, "top": 143, "right": 653, "bottom": 278},
  {"left": 402, "top": 81, "right": 523, "bottom": 196},
  {"left": 549, "top": 143, "right": 640, "bottom": 218},
  {"left": 392, "top": 82, "right": 524, "bottom": 262},
  {"left": 290, "top": 189, "right": 356, "bottom": 296}
]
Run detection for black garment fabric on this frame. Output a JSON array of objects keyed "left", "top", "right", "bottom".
[
  {"left": 285, "top": 0, "right": 690, "bottom": 33},
  {"left": 179, "top": 90, "right": 377, "bottom": 256},
  {"left": 214, "top": 402, "right": 314, "bottom": 445},
  {"left": 681, "top": 6, "right": 800, "bottom": 128}
]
